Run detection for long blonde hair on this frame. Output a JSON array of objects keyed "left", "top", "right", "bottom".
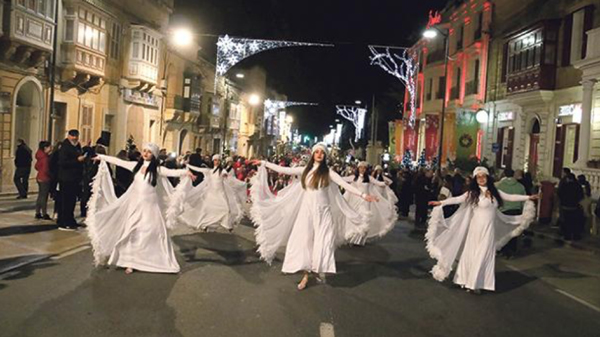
[{"left": 301, "top": 153, "right": 330, "bottom": 190}]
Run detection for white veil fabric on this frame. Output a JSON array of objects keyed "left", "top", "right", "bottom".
[
  {"left": 166, "top": 169, "right": 247, "bottom": 232},
  {"left": 249, "top": 165, "right": 368, "bottom": 264},
  {"left": 425, "top": 199, "right": 536, "bottom": 282},
  {"left": 344, "top": 182, "right": 398, "bottom": 241},
  {"left": 86, "top": 160, "right": 178, "bottom": 266}
]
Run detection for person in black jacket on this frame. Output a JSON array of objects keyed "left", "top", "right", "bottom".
[
  {"left": 14, "top": 139, "right": 32, "bottom": 199},
  {"left": 57, "top": 130, "right": 85, "bottom": 230},
  {"left": 188, "top": 148, "right": 205, "bottom": 186},
  {"left": 558, "top": 173, "right": 584, "bottom": 241}
]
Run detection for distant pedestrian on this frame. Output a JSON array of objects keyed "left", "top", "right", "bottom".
[
  {"left": 57, "top": 130, "right": 85, "bottom": 230},
  {"left": 496, "top": 168, "right": 526, "bottom": 258},
  {"left": 34, "top": 141, "right": 52, "bottom": 220},
  {"left": 14, "top": 139, "right": 32, "bottom": 199},
  {"left": 558, "top": 173, "right": 584, "bottom": 241}
]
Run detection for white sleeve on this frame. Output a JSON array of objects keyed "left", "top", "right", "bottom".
[
  {"left": 440, "top": 192, "right": 468, "bottom": 206},
  {"left": 371, "top": 179, "right": 387, "bottom": 187},
  {"left": 330, "top": 170, "right": 364, "bottom": 197},
  {"left": 343, "top": 175, "right": 355, "bottom": 183},
  {"left": 263, "top": 161, "right": 304, "bottom": 176},
  {"left": 383, "top": 176, "right": 393, "bottom": 185},
  {"left": 98, "top": 154, "right": 136, "bottom": 171},
  {"left": 158, "top": 167, "right": 189, "bottom": 178},
  {"left": 186, "top": 164, "right": 212, "bottom": 174},
  {"left": 499, "top": 190, "right": 530, "bottom": 202}
]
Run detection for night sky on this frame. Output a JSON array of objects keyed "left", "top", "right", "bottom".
[{"left": 172, "top": 0, "right": 448, "bottom": 145}]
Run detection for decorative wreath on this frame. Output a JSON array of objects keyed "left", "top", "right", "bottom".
[{"left": 459, "top": 134, "right": 474, "bottom": 148}]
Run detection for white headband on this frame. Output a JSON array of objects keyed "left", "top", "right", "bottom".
[
  {"left": 142, "top": 143, "right": 159, "bottom": 158},
  {"left": 311, "top": 142, "right": 328, "bottom": 156},
  {"left": 212, "top": 154, "right": 221, "bottom": 161},
  {"left": 472, "top": 166, "right": 489, "bottom": 177},
  {"left": 375, "top": 165, "right": 383, "bottom": 171},
  {"left": 358, "top": 161, "right": 368, "bottom": 168}
]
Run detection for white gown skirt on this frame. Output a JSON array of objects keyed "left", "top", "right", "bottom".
[
  {"left": 453, "top": 208, "right": 496, "bottom": 291},
  {"left": 282, "top": 190, "right": 336, "bottom": 274},
  {"left": 107, "top": 196, "right": 180, "bottom": 273}
]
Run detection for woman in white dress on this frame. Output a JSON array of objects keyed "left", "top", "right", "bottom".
[
  {"left": 427, "top": 167, "right": 538, "bottom": 293},
  {"left": 372, "top": 165, "right": 397, "bottom": 204},
  {"left": 343, "top": 161, "right": 397, "bottom": 244},
  {"left": 168, "top": 154, "right": 246, "bottom": 232},
  {"left": 250, "top": 143, "right": 377, "bottom": 290},
  {"left": 87, "top": 143, "right": 195, "bottom": 274}
]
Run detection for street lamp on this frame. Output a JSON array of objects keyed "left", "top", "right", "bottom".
[
  {"left": 249, "top": 94, "right": 261, "bottom": 106},
  {"left": 476, "top": 109, "right": 489, "bottom": 124},
  {"left": 285, "top": 115, "right": 294, "bottom": 124},
  {"left": 355, "top": 100, "right": 362, "bottom": 105},
  {"left": 423, "top": 26, "right": 449, "bottom": 168},
  {"left": 172, "top": 28, "right": 193, "bottom": 47},
  {"left": 236, "top": 73, "right": 245, "bottom": 79}
]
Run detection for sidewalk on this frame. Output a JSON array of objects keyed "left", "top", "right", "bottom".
[{"left": 0, "top": 207, "right": 89, "bottom": 275}]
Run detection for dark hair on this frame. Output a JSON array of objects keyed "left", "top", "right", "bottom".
[
  {"left": 467, "top": 174, "right": 503, "bottom": 207},
  {"left": 68, "top": 129, "right": 79, "bottom": 137},
  {"left": 195, "top": 148, "right": 202, "bottom": 154},
  {"left": 563, "top": 167, "right": 571, "bottom": 175},
  {"left": 301, "top": 153, "right": 330, "bottom": 190},
  {"left": 132, "top": 157, "right": 159, "bottom": 187},
  {"left": 504, "top": 168, "right": 514, "bottom": 178},
  {"left": 38, "top": 141, "right": 51, "bottom": 150},
  {"left": 354, "top": 166, "right": 370, "bottom": 183}
]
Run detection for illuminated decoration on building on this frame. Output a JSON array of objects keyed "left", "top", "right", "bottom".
[
  {"left": 216, "top": 35, "right": 333, "bottom": 90},
  {"left": 369, "top": 46, "right": 419, "bottom": 127},
  {"left": 427, "top": 10, "right": 442, "bottom": 28},
  {"left": 336, "top": 105, "right": 367, "bottom": 142}
]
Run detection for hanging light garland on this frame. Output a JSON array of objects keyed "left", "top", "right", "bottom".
[
  {"left": 369, "top": 46, "right": 419, "bottom": 127},
  {"left": 264, "top": 99, "right": 318, "bottom": 118},
  {"left": 336, "top": 105, "right": 367, "bottom": 142},
  {"left": 215, "top": 35, "right": 333, "bottom": 90}
]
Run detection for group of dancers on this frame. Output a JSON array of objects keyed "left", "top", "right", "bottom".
[{"left": 87, "top": 142, "right": 538, "bottom": 292}]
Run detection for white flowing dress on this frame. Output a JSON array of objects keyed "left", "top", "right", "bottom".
[
  {"left": 251, "top": 162, "right": 368, "bottom": 274},
  {"left": 427, "top": 186, "right": 534, "bottom": 291},
  {"left": 343, "top": 175, "right": 398, "bottom": 244},
  {"left": 168, "top": 165, "right": 246, "bottom": 232},
  {"left": 87, "top": 155, "right": 189, "bottom": 273}
]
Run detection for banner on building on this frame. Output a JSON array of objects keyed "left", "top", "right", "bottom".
[
  {"left": 425, "top": 115, "right": 439, "bottom": 161},
  {"left": 395, "top": 120, "right": 403, "bottom": 156},
  {"left": 456, "top": 111, "right": 480, "bottom": 161},
  {"left": 388, "top": 121, "right": 396, "bottom": 154},
  {"left": 403, "top": 119, "right": 419, "bottom": 159},
  {"left": 442, "top": 113, "right": 456, "bottom": 164}
]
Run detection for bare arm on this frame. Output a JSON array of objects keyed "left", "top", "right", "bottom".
[
  {"left": 330, "top": 170, "right": 366, "bottom": 197},
  {"left": 98, "top": 154, "right": 136, "bottom": 171},
  {"left": 262, "top": 161, "right": 304, "bottom": 176},
  {"left": 499, "top": 190, "right": 531, "bottom": 202}
]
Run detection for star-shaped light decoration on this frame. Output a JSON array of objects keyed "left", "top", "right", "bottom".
[{"left": 215, "top": 35, "right": 333, "bottom": 91}]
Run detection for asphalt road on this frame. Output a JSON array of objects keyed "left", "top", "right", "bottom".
[{"left": 1, "top": 220, "right": 599, "bottom": 337}]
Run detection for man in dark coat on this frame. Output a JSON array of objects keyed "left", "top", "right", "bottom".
[
  {"left": 558, "top": 173, "right": 585, "bottom": 241},
  {"left": 14, "top": 139, "right": 32, "bottom": 199},
  {"left": 57, "top": 130, "right": 85, "bottom": 230},
  {"left": 188, "top": 147, "right": 205, "bottom": 186}
]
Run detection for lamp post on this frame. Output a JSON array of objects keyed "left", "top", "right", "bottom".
[{"left": 424, "top": 26, "right": 449, "bottom": 168}]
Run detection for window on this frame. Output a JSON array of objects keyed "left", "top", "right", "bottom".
[
  {"left": 426, "top": 78, "right": 433, "bottom": 101},
  {"left": 474, "top": 12, "right": 483, "bottom": 40},
  {"left": 474, "top": 59, "right": 480, "bottom": 92},
  {"left": 437, "top": 76, "right": 446, "bottom": 99},
  {"left": 74, "top": 8, "right": 107, "bottom": 54},
  {"left": 456, "top": 25, "right": 464, "bottom": 50},
  {"left": 65, "top": 19, "right": 74, "bottom": 41},
  {"left": 563, "top": 6, "right": 595, "bottom": 65},
  {"left": 109, "top": 22, "right": 121, "bottom": 59},
  {"left": 80, "top": 105, "right": 94, "bottom": 144}
]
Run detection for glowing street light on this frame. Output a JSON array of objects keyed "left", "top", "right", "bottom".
[
  {"left": 476, "top": 109, "right": 489, "bottom": 123},
  {"left": 423, "top": 28, "right": 438, "bottom": 39},
  {"left": 355, "top": 100, "right": 362, "bottom": 105},
  {"left": 249, "top": 94, "right": 262, "bottom": 106},
  {"left": 172, "top": 28, "right": 194, "bottom": 47},
  {"left": 236, "top": 73, "right": 245, "bottom": 79},
  {"left": 285, "top": 115, "right": 294, "bottom": 124}
]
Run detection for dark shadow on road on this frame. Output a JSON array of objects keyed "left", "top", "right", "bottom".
[
  {"left": 11, "top": 268, "right": 184, "bottom": 337},
  {"left": 0, "top": 255, "right": 54, "bottom": 284},
  {"left": 0, "top": 224, "right": 58, "bottom": 237},
  {"left": 495, "top": 270, "right": 538, "bottom": 293},
  {"left": 172, "top": 232, "right": 265, "bottom": 284}
]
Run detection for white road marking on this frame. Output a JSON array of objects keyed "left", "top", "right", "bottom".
[
  {"left": 506, "top": 264, "right": 600, "bottom": 313},
  {"left": 50, "top": 245, "right": 90, "bottom": 260},
  {"left": 555, "top": 289, "right": 600, "bottom": 313},
  {"left": 320, "top": 323, "right": 335, "bottom": 337}
]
